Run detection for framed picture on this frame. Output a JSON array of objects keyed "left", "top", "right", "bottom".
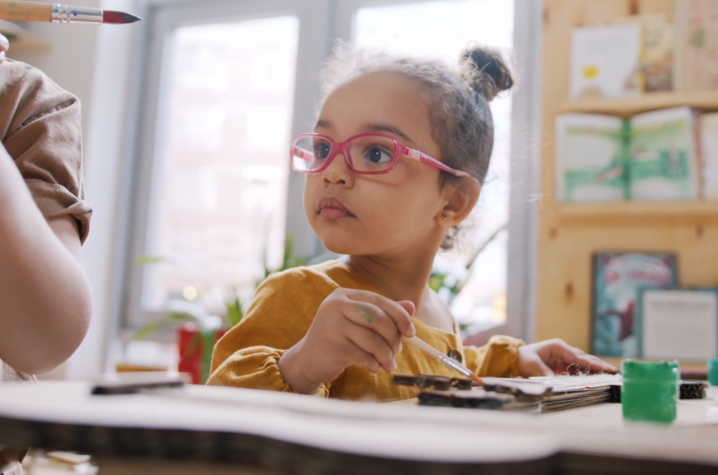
[
  {"left": 636, "top": 287, "right": 718, "bottom": 361},
  {"left": 591, "top": 252, "right": 677, "bottom": 358}
]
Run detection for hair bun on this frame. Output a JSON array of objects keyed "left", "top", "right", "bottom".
[{"left": 460, "top": 46, "right": 514, "bottom": 101}]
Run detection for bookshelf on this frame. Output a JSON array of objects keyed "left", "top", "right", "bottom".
[
  {"left": 561, "top": 90, "right": 718, "bottom": 117},
  {"left": 536, "top": 0, "right": 718, "bottom": 364},
  {"left": 555, "top": 202, "right": 718, "bottom": 223}
]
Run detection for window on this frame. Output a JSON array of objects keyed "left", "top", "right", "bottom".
[
  {"left": 124, "top": 0, "right": 538, "bottom": 342},
  {"left": 127, "top": 6, "right": 303, "bottom": 328}
]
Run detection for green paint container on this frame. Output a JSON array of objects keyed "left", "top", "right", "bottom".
[
  {"left": 622, "top": 360, "right": 679, "bottom": 424},
  {"left": 708, "top": 358, "right": 718, "bottom": 386}
]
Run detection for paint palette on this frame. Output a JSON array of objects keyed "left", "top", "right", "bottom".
[
  {"left": 392, "top": 374, "right": 553, "bottom": 404},
  {"left": 392, "top": 374, "right": 474, "bottom": 391}
]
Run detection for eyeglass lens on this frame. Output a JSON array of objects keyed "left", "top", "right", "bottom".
[{"left": 292, "top": 135, "right": 397, "bottom": 173}]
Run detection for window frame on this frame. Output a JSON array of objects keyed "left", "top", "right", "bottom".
[{"left": 117, "top": 0, "right": 541, "bottom": 344}]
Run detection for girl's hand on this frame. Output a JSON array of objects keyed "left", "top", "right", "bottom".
[
  {"left": 0, "top": 33, "right": 7, "bottom": 64},
  {"left": 278, "top": 289, "right": 416, "bottom": 394},
  {"left": 517, "top": 338, "right": 617, "bottom": 377}
]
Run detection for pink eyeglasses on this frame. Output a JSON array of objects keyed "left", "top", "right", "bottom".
[{"left": 290, "top": 133, "right": 470, "bottom": 177}]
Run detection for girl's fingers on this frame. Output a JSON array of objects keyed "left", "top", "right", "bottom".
[
  {"left": 342, "top": 300, "right": 403, "bottom": 354},
  {"left": 586, "top": 354, "right": 618, "bottom": 373},
  {"left": 521, "top": 352, "right": 554, "bottom": 377},
  {"left": 344, "top": 289, "right": 415, "bottom": 337},
  {"left": 549, "top": 341, "right": 616, "bottom": 374},
  {"left": 344, "top": 322, "right": 397, "bottom": 372},
  {"left": 345, "top": 335, "right": 385, "bottom": 373}
]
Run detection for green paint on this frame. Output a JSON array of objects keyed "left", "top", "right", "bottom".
[
  {"left": 622, "top": 360, "right": 678, "bottom": 424},
  {"left": 355, "top": 305, "right": 373, "bottom": 324}
]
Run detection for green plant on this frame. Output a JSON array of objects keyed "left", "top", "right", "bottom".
[
  {"left": 225, "top": 286, "right": 244, "bottom": 328},
  {"left": 258, "top": 234, "right": 308, "bottom": 285},
  {"left": 131, "top": 233, "right": 306, "bottom": 382}
]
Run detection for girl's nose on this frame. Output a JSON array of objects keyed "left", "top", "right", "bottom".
[{"left": 321, "top": 151, "right": 353, "bottom": 186}]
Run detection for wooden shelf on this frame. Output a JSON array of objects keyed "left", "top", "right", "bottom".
[
  {"left": 555, "top": 201, "right": 718, "bottom": 222},
  {"left": 561, "top": 90, "right": 718, "bottom": 117}
]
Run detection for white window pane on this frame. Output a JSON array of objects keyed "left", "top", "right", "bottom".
[
  {"left": 142, "top": 16, "right": 299, "bottom": 314},
  {"left": 355, "top": 0, "right": 514, "bottom": 333}
]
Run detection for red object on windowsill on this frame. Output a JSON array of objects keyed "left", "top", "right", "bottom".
[{"left": 177, "top": 322, "right": 227, "bottom": 384}]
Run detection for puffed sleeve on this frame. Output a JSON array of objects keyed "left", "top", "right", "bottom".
[
  {"left": 208, "top": 268, "right": 332, "bottom": 397},
  {"left": 0, "top": 60, "right": 91, "bottom": 242},
  {"left": 464, "top": 335, "right": 525, "bottom": 378}
]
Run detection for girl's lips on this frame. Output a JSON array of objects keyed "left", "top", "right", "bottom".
[
  {"left": 318, "top": 196, "right": 355, "bottom": 219},
  {"left": 320, "top": 207, "right": 351, "bottom": 219}
]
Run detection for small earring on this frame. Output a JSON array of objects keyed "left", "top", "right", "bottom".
[{"left": 443, "top": 214, "right": 448, "bottom": 220}]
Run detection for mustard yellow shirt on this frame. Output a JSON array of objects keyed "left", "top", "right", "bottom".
[{"left": 209, "top": 260, "right": 524, "bottom": 401}]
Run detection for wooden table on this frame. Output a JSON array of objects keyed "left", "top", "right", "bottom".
[{"left": 0, "top": 382, "right": 717, "bottom": 474}]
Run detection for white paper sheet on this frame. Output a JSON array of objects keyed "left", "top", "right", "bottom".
[{"left": 642, "top": 289, "right": 718, "bottom": 360}]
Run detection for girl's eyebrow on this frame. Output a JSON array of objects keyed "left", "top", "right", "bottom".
[
  {"left": 363, "top": 123, "right": 414, "bottom": 143},
  {"left": 314, "top": 119, "right": 414, "bottom": 143},
  {"left": 315, "top": 119, "right": 332, "bottom": 130}
]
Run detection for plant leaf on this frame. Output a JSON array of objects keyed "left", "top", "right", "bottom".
[
  {"left": 130, "top": 312, "right": 198, "bottom": 341},
  {"left": 226, "top": 297, "right": 244, "bottom": 327},
  {"left": 135, "top": 255, "right": 172, "bottom": 266},
  {"left": 200, "top": 329, "right": 218, "bottom": 384}
]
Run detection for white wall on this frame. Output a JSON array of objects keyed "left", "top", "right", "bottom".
[{"left": 12, "top": 0, "right": 142, "bottom": 379}]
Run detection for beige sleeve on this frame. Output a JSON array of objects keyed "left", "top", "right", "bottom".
[{"left": 0, "top": 60, "right": 91, "bottom": 243}]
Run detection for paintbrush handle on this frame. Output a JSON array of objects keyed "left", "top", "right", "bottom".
[
  {"left": 0, "top": 1, "right": 103, "bottom": 23},
  {"left": 403, "top": 336, "right": 475, "bottom": 379},
  {"left": 0, "top": 1, "right": 51, "bottom": 22},
  {"left": 403, "top": 336, "right": 442, "bottom": 359}
]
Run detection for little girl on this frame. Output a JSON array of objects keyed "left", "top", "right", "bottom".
[{"left": 209, "top": 46, "right": 614, "bottom": 400}]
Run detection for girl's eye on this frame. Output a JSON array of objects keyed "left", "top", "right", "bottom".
[
  {"left": 363, "top": 146, "right": 393, "bottom": 165},
  {"left": 313, "top": 142, "right": 331, "bottom": 159}
]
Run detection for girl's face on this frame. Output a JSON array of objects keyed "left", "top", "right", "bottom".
[{"left": 303, "top": 71, "right": 450, "bottom": 258}]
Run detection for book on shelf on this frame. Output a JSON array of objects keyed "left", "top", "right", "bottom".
[
  {"left": 611, "top": 13, "right": 674, "bottom": 93},
  {"left": 701, "top": 113, "right": 718, "bottom": 199},
  {"left": 555, "top": 107, "right": 700, "bottom": 202},
  {"left": 591, "top": 251, "right": 677, "bottom": 358},
  {"left": 674, "top": 0, "right": 718, "bottom": 92},
  {"left": 554, "top": 114, "right": 626, "bottom": 202},
  {"left": 628, "top": 107, "right": 699, "bottom": 201},
  {"left": 636, "top": 286, "right": 718, "bottom": 361},
  {"left": 570, "top": 23, "right": 642, "bottom": 99}
]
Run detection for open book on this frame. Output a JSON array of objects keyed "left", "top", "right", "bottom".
[{"left": 555, "top": 107, "right": 699, "bottom": 202}]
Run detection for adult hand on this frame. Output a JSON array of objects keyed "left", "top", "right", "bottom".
[
  {"left": 517, "top": 338, "right": 617, "bottom": 377},
  {"left": 0, "top": 33, "right": 7, "bottom": 64},
  {"left": 278, "top": 289, "right": 416, "bottom": 394}
]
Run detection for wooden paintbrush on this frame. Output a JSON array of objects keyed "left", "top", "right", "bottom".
[
  {"left": 0, "top": 1, "right": 140, "bottom": 24},
  {"left": 403, "top": 335, "right": 483, "bottom": 384}
]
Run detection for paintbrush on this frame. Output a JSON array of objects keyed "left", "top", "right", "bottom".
[
  {"left": 403, "top": 335, "right": 483, "bottom": 385},
  {"left": 0, "top": 1, "right": 140, "bottom": 24}
]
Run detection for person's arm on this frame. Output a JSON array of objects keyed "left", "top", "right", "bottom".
[
  {"left": 464, "top": 336, "right": 617, "bottom": 378},
  {"left": 0, "top": 146, "right": 91, "bottom": 375},
  {"left": 208, "top": 271, "right": 327, "bottom": 392},
  {"left": 0, "top": 33, "right": 7, "bottom": 63},
  {"left": 464, "top": 335, "right": 526, "bottom": 378}
]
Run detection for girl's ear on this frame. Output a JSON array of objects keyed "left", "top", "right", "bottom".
[{"left": 436, "top": 177, "right": 481, "bottom": 226}]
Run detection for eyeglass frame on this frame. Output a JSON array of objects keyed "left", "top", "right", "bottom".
[{"left": 290, "top": 132, "right": 470, "bottom": 178}]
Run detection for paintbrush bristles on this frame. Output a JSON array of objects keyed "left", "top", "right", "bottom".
[{"left": 102, "top": 10, "right": 141, "bottom": 24}]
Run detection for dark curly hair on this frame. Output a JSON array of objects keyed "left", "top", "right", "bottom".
[{"left": 319, "top": 44, "right": 514, "bottom": 249}]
